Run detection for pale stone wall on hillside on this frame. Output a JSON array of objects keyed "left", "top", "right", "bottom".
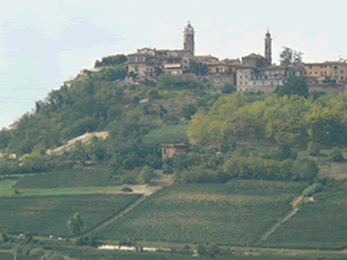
[
  {"left": 46, "top": 131, "right": 109, "bottom": 155},
  {"left": 184, "top": 74, "right": 235, "bottom": 91},
  {"left": 308, "top": 83, "right": 346, "bottom": 94}
]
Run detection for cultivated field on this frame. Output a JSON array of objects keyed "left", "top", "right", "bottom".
[
  {"left": 0, "top": 194, "right": 141, "bottom": 237},
  {"left": 13, "top": 166, "right": 120, "bottom": 189},
  {"left": 95, "top": 181, "right": 307, "bottom": 245},
  {"left": 260, "top": 183, "right": 347, "bottom": 249},
  {"left": 142, "top": 124, "right": 189, "bottom": 145}
]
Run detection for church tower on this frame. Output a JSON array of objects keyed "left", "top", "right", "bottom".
[
  {"left": 264, "top": 28, "right": 272, "bottom": 66},
  {"left": 183, "top": 21, "right": 195, "bottom": 56}
]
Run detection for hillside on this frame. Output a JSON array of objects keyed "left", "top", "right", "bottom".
[{"left": 3, "top": 55, "right": 347, "bottom": 259}]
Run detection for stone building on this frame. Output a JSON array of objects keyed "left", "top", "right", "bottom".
[
  {"left": 303, "top": 61, "right": 347, "bottom": 84},
  {"left": 127, "top": 22, "right": 195, "bottom": 76},
  {"left": 161, "top": 143, "right": 189, "bottom": 160}
]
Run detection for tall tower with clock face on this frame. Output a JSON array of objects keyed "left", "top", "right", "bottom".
[{"left": 183, "top": 21, "right": 195, "bottom": 56}]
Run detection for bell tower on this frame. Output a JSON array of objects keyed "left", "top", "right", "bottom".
[
  {"left": 183, "top": 21, "right": 195, "bottom": 56},
  {"left": 264, "top": 28, "right": 272, "bottom": 66}
]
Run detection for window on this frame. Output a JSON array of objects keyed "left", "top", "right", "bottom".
[
  {"left": 245, "top": 82, "right": 248, "bottom": 85},
  {"left": 139, "top": 57, "right": 143, "bottom": 62},
  {"left": 325, "top": 71, "right": 327, "bottom": 75},
  {"left": 245, "top": 75, "right": 248, "bottom": 79},
  {"left": 321, "top": 72, "right": 323, "bottom": 76},
  {"left": 240, "top": 75, "right": 243, "bottom": 79},
  {"left": 341, "top": 70, "right": 344, "bottom": 74},
  {"left": 309, "top": 65, "right": 312, "bottom": 69},
  {"left": 325, "top": 65, "right": 327, "bottom": 68},
  {"left": 135, "top": 66, "right": 138, "bottom": 72},
  {"left": 334, "top": 76, "right": 338, "bottom": 80},
  {"left": 309, "top": 72, "right": 312, "bottom": 75},
  {"left": 335, "top": 71, "right": 338, "bottom": 74},
  {"left": 240, "top": 81, "right": 243, "bottom": 85},
  {"left": 341, "top": 76, "right": 344, "bottom": 80},
  {"left": 321, "top": 65, "right": 323, "bottom": 68},
  {"left": 315, "top": 71, "right": 317, "bottom": 74}
]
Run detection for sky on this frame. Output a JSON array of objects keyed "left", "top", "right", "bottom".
[{"left": 0, "top": 0, "right": 347, "bottom": 129}]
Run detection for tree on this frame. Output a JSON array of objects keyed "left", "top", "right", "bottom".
[
  {"left": 275, "top": 76, "right": 308, "bottom": 98},
  {"left": 182, "top": 104, "right": 197, "bottom": 120},
  {"left": 221, "top": 84, "right": 236, "bottom": 94},
  {"left": 307, "top": 141, "right": 320, "bottom": 157},
  {"left": 139, "top": 165, "right": 156, "bottom": 183},
  {"left": 187, "top": 61, "right": 208, "bottom": 75},
  {"left": 291, "top": 158, "right": 319, "bottom": 181},
  {"left": 280, "top": 47, "right": 303, "bottom": 65},
  {"left": 328, "top": 147, "right": 345, "bottom": 162},
  {"left": 68, "top": 213, "right": 84, "bottom": 237}
]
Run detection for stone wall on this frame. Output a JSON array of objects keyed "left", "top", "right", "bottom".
[{"left": 161, "top": 144, "right": 189, "bottom": 160}]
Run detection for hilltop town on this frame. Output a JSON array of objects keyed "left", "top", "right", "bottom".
[{"left": 109, "top": 21, "right": 347, "bottom": 94}]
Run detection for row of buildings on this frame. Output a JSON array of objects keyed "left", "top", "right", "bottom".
[{"left": 126, "top": 21, "right": 347, "bottom": 92}]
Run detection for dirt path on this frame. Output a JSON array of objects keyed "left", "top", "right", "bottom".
[
  {"left": 256, "top": 195, "right": 303, "bottom": 244},
  {"left": 79, "top": 195, "right": 147, "bottom": 238},
  {"left": 79, "top": 173, "right": 174, "bottom": 238}
]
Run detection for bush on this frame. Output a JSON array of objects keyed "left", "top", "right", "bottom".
[
  {"left": 139, "top": 165, "right": 156, "bottom": 183},
  {"left": 302, "top": 182, "right": 324, "bottom": 196},
  {"left": 307, "top": 141, "right": 320, "bottom": 157},
  {"left": 1, "top": 231, "right": 9, "bottom": 242},
  {"left": 328, "top": 147, "right": 345, "bottom": 162},
  {"left": 29, "top": 247, "right": 44, "bottom": 257},
  {"left": 291, "top": 158, "right": 319, "bottom": 181}
]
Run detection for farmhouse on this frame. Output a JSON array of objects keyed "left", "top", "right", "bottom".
[{"left": 161, "top": 143, "right": 189, "bottom": 160}]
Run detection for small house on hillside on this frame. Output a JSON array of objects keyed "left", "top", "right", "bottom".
[{"left": 161, "top": 143, "right": 189, "bottom": 160}]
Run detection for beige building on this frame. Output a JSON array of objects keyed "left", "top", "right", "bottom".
[
  {"left": 161, "top": 144, "right": 189, "bottom": 160},
  {"left": 303, "top": 61, "right": 347, "bottom": 84}
]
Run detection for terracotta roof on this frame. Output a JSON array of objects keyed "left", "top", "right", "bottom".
[
  {"left": 242, "top": 53, "right": 265, "bottom": 59},
  {"left": 304, "top": 61, "right": 347, "bottom": 66}
]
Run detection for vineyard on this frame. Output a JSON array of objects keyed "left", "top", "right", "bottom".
[
  {"left": 95, "top": 181, "right": 306, "bottom": 245},
  {"left": 0, "top": 194, "right": 141, "bottom": 237},
  {"left": 13, "top": 166, "right": 120, "bottom": 189},
  {"left": 260, "top": 183, "right": 347, "bottom": 249}
]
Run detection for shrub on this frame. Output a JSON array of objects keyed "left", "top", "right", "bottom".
[
  {"left": 1, "top": 231, "right": 9, "bottom": 242},
  {"left": 29, "top": 247, "right": 44, "bottom": 257},
  {"left": 302, "top": 182, "right": 324, "bottom": 196},
  {"left": 328, "top": 147, "right": 345, "bottom": 162},
  {"left": 291, "top": 158, "right": 319, "bottom": 181},
  {"left": 307, "top": 141, "right": 320, "bottom": 157},
  {"left": 139, "top": 165, "right": 156, "bottom": 183}
]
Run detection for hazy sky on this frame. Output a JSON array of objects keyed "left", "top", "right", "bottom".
[{"left": 1, "top": 0, "right": 346, "bottom": 129}]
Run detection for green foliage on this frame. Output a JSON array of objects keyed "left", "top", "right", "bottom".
[
  {"left": 95, "top": 181, "right": 305, "bottom": 245},
  {"left": 221, "top": 84, "right": 236, "bottom": 94},
  {"left": 75, "top": 235, "right": 100, "bottom": 247},
  {"left": 262, "top": 184, "right": 347, "bottom": 249},
  {"left": 68, "top": 213, "right": 84, "bottom": 237},
  {"left": 0, "top": 194, "right": 141, "bottom": 237},
  {"left": 139, "top": 165, "right": 156, "bottom": 183},
  {"left": 1, "top": 230, "right": 9, "bottom": 242},
  {"left": 328, "top": 147, "right": 345, "bottom": 162},
  {"left": 93, "top": 66, "right": 127, "bottom": 81},
  {"left": 94, "top": 54, "right": 127, "bottom": 68},
  {"left": 279, "top": 47, "right": 303, "bottom": 65},
  {"left": 275, "top": 76, "right": 308, "bottom": 98},
  {"left": 182, "top": 104, "right": 197, "bottom": 120},
  {"left": 302, "top": 182, "right": 324, "bottom": 196},
  {"left": 307, "top": 141, "right": 320, "bottom": 156},
  {"left": 291, "top": 158, "right": 319, "bottom": 181},
  {"left": 187, "top": 61, "right": 208, "bottom": 75}
]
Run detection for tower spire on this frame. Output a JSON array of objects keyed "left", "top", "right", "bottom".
[{"left": 265, "top": 28, "right": 272, "bottom": 65}]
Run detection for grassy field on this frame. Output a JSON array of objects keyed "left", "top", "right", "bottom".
[
  {"left": 12, "top": 165, "right": 122, "bottom": 189},
  {"left": 261, "top": 183, "right": 347, "bottom": 249},
  {"left": 142, "top": 124, "right": 189, "bottom": 145},
  {"left": 0, "top": 193, "right": 141, "bottom": 237},
  {"left": 95, "top": 180, "right": 306, "bottom": 245},
  {"left": 0, "top": 252, "right": 38, "bottom": 260}
]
